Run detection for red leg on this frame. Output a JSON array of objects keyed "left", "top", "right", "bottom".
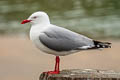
[
  {"left": 55, "top": 56, "right": 60, "bottom": 72},
  {"left": 44, "top": 56, "right": 60, "bottom": 74}
]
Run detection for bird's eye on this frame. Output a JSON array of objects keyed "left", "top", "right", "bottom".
[{"left": 33, "top": 16, "right": 37, "bottom": 19}]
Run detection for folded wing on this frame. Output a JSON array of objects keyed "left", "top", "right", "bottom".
[{"left": 39, "top": 25, "right": 94, "bottom": 52}]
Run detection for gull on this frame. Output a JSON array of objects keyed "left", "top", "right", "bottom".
[{"left": 21, "top": 11, "right": 111, "bottom": 74}]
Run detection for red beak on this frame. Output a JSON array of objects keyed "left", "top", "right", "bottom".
[{"left": 21, "top": 20, "right": 31, "bottom": 24}]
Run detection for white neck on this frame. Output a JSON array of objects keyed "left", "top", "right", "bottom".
[{"left": 30, "top": 20, "right": 50, "bottom": 35}]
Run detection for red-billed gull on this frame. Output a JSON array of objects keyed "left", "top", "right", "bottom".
[{"left": 21, "top": 11, "right": 111, "bottom": 74}]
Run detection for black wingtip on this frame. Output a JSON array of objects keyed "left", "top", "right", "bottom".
[{"left": 93, "top": 40, "right": 112, "bottom": 49}]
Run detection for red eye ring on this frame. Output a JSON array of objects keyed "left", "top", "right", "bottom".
[{"left": 33, "top": 16, "right": 37, "bottom": 19}]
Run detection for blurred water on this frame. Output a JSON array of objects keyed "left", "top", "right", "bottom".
[{"left": 0, "top": 0, "right": 120, "bottom": 39}]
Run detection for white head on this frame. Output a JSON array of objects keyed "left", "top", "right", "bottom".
[{"left": 21, "top": 11, "right": 50, "bottom": 25}]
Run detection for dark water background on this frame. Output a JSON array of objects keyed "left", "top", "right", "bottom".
[{"left": 0, "top": 0, "right": 120, "bottom": 39}]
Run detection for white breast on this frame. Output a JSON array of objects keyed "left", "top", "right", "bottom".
[{"left": 30, "top": 25, "right": 48, "bottom": 51}]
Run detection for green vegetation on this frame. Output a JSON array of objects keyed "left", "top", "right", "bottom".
[{"left": 0, "top": 0, "right": 120, "bottom": 39}]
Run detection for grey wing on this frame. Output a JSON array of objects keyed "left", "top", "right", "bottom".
[{"left": 39, "top": 26, "right": 94, "bottom": 52}]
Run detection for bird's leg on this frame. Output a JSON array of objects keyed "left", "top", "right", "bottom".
[
  {"left": 44, "top": 56, "right": 60, "bottom": 74},
  {"left": 54, "top": 56, "right": 60, "bottom": 72}
]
